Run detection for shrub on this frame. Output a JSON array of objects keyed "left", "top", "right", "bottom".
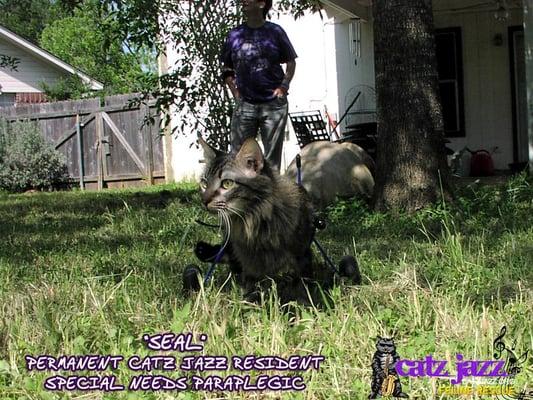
[
  {"left": 0, "top": 119, "right": 69, "bottom": 192},
  {"left": 40, "top": 75, "right": 92, "bottom": 101}
]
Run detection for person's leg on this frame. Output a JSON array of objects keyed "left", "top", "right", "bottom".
[
  {"left": 230, "top": 100, "right": 259, "bottom": 153},
  {"left": 258, "top": 96, "right": 289, "bottom": 170}
]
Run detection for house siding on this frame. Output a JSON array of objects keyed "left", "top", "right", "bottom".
[
  {"left": 167, "top": 8, "right": 353, "bottom": 180},
  {"left": 270, "top": 10, "right": 337, "bottom": 169},
  {"left": 166, "top": 2, "right": 525, "bottom": 180},
  {"left": 434, "top": 7, "right": 524, "bottom": 169},
  {"left": 0, "top": 37, "right": 69, "bottom": 93},
  {"left": 333, "top": 16, "right": 375, "bottom": 128},
  {"left": 270, "top": 7, "right": 375, "bottom": 169}
]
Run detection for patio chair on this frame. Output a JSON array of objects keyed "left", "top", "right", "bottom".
[{"left": 289, "top": 110, "right": 331, "bottom": 149}]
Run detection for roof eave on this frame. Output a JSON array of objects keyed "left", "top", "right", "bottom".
[
  {"left": 320, "top": 0, "right": 371, "bottom": 20},
  {"left": 0, "top": 25, "right": 104, "bottom": 91}
]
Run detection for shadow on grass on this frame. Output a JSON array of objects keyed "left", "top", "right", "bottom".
[
  {"left": 1, "top": 177, "right": 532, "bottom": 305},
  {"left": 0, "top": 186, "right": 201, "bottom": 271}
]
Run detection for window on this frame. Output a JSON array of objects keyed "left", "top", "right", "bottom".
[
  {"left": 435, "top": 27, "right": 465, "bottom": 137},
  {"left": 0, "top": 93, "right": 15, "bottom": 108}
]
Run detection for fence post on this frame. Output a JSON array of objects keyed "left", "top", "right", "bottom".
[
  {"left": 96, "top": 112, "right": 105, "bottom": 190},
  {"left": 142, "top": 104, "right": 154, "bottom": 185},
  {"left": 76, "top": 114, "right": 85, "bottom": 190}
]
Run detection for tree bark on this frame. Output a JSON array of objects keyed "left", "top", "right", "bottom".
[{"left": 372, "top": 0, "right": 452, "bottom": 212}]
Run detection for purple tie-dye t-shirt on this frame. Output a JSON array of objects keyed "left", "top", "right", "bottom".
[{"left": 220, "top": 22, "right": 297, "bottom": 103}]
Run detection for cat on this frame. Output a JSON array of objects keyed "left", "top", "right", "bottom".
[
  {"left": 195, "top": 136, "right": 333, "bottom": 305},
  {"left": 369, "top": 337, "right": 408, "bottom": 399}
]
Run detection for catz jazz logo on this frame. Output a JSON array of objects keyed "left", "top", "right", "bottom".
[{"left": 396, "top": 354, "right": 508, "bottom": 385}]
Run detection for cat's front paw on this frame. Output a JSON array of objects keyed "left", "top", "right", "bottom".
[
  {"left": 194, "top": 241, "right": 221, "bottom": 262},
  {"left": 182, "top": 264, "right": 202, "bottom": 291}
]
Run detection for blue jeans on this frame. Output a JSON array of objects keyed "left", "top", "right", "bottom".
[{"left": 230, "top": 96, "right": 289, "bottom": 171}]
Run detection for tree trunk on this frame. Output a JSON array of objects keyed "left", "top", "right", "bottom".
[{"left": 372, "top": 0, "right": 452, "bottom": 212}]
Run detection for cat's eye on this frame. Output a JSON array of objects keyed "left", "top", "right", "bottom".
[
  {"left": 199, "top": 179, "right": 208, "bottom": 190},
  {"left": 221, "top": 179, "right": 235, "bottom": 190}
]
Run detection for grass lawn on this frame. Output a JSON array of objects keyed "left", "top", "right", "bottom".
[{"left": 0, "top": 176, "right": 531, "bottom": 399}]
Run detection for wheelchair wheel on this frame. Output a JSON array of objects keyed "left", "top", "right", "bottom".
[
  {"left": 338, "top": 255, "right": 361, "bottom": 284},
  {"left": 183, "top": 264, "right": 202, "bottom": 291}
]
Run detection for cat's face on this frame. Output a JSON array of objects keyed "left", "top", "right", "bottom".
[
  {"left": 376, "top": 337, "right": 396, "bottom": 353},
  {"left": 198, "top": 137, "right": 270, "bottom": 215}
]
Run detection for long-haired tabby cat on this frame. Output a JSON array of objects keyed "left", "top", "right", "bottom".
[{"left": 196, "top": 137, "right": 331, "bottom": 305}]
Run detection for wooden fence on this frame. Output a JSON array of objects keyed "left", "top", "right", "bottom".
[{"left": 0, "top": 94, "right": 166, "bottom": 189}]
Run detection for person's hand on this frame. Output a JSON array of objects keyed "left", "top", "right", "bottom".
[
  {"left": 273, "top": 87, "right": 288, "bottom": 98},
  {"left": 224, "top": 75, "right": 241, "bottom": 100}
]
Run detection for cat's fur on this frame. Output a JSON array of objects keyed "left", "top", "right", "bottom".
[
  {"left": 369, "top": 337, "right": 408, "bottom": 399},
  {"left": 197, "top": 137, "right": 329, "bottom": 304}
]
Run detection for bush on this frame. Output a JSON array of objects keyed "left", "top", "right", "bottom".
[
  {"left": 0, "top": 119, "right": 69, "bottom": 192},
  {"left": 40, "top": 75, "right": 91, "bottom": 101}
]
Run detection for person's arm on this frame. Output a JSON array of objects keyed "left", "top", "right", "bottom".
[
  {"left": 273, "top": 59, "right": 296, "bottom": 97},
  {"left": 224, "top": 73, "right": 241, "bottom": 100}
]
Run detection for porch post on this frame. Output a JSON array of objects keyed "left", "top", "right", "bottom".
[{"left": 525, "top": 0, "right": 533, "bottom": 172}]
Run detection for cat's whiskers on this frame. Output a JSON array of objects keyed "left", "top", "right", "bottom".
[
  {"left": 227, "top": 205, "right": 246, "bottom": 226},
  {"left": 219, "top": 210, "right": 231, "bottom": 251},
  {"left": 217, "top": 210, "right": 224, "bottom": 237}
]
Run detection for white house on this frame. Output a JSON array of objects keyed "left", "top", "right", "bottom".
[
  {"left": 163, "top": 0, "right": 532, "bottom": 181},
  {"left": 0, "top": 25, "right": 103, "bottom": 107}
]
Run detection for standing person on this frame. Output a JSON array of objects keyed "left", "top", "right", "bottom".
[{"left": 220, "top": 0, "right": 297, "bottom": 171}]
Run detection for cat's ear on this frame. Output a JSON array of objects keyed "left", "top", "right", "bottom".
[
  {"left": 235, "top": 138, "right": 264, "bottom": 175},
  {"left": 198, "top": 134, "right": 219, "bottom": 163}
]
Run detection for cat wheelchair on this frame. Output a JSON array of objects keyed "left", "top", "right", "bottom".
[{"left": 182, "top": 155, "right": 361, "bottom": 292}]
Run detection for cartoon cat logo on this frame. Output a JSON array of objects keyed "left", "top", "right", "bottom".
[{"left": 369, "top": 337, "right": 408, "bottom": 399}]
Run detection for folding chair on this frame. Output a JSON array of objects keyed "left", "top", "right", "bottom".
[{"left": 289, "top": 110, "right": 331, "bottom": 149}]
